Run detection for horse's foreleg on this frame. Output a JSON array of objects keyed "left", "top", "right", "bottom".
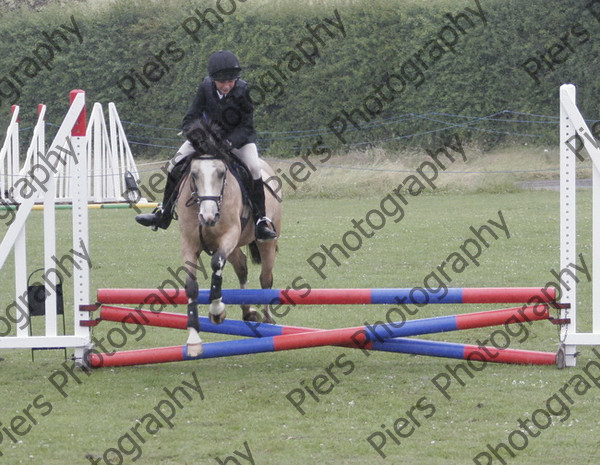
[
  {"left": 208, "top": 251, "right": 227, "bottom": 324},
  {"left": 185, "top": 270, "right": 203, "bottom": 357}
]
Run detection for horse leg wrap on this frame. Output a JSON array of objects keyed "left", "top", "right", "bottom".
[
  {"left": 209, "top": 273, "right": 223, "bottom": 302},
  {"left": 185, "top": 275, "right": 199, "bottom": 300},
  {"left": 187, "top": 302, "right": 201, "bottom": 331}
]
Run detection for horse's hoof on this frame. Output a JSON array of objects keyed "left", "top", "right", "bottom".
[
  {"left": 262, "top": 314, "right": 275, "bottom": 324},
  {"left": 209, "top": 299, "right": 226, "bottom": 324},
  {"left": 187, "top": 343, "right": 203, "bottom": 357},
  {"left": 209, "top": 298, "right": 226, "bottom": 315},
  {"left": 243, "top": 308, "right": 260, "bottom": 322},
  {"left": 209, "top": 310, "right": 227, "bottom": 325},
  {"left": 186, "top": 328, "right": 203, "bottom": 357}
]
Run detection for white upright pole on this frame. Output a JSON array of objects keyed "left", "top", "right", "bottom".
[
  {"left": 69, "top": 90, "right": 92, "bottom": 363},
  {"left": 14, "top": 107, "right": 28, "bottom": 339},
  {"left": 43, "top": 123, "right": 59, "bottom": 337},
  {"left": 559, "top": 84, "right": 578, "bottom": 367}
]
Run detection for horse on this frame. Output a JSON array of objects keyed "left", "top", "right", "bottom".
[{"left": 177, "top": 120, "right": 282, "bottom": 357}]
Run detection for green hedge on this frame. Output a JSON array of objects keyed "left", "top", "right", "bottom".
[{"left": 0, "top": 0, "right": 598, "bottom": 156}]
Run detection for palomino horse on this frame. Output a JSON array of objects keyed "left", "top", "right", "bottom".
[{"left": 177, "top": 121, "right": 281, "bottom": 356}]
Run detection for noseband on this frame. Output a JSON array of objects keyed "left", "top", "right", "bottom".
[{"left": 185, "top": 156, "right": 228, "bottom": 212}]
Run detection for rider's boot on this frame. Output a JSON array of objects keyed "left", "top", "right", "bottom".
[
  {"left": 135, "top": 163, "right": 185, "bottom": 230},
  {"left": 249, "top": 178, "right": 277, "bottom": 242}
]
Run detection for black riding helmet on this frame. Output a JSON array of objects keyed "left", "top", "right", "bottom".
[{"left": 208, "top": 50, "right": 242, "bottom": 81}]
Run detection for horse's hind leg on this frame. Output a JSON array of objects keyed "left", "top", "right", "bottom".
[
  {"left": 257, "top": 241, "right": 278, "bottom": 324},
  {"left": 228, "top": 247, "right": 259, "bottom": 322}
]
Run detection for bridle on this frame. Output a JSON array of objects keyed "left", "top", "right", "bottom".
[{"left": 185, "top": 156, "right": 228, "bottom": 213}]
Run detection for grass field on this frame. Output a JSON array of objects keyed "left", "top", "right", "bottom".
[{"left": 0, "top": 147, "right": 598, "bottom": 465}]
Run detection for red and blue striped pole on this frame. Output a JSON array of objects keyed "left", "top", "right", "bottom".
[
  {"left": 97, "top": 305, "right": 556, "bottom": 365},
  {"left": 96, "top": 287, "right": 556, "bottom": 306},
  {"left": 89, "top": 337, "right": 556, "bottom": 368},
  {"left": 89, "top": 304, "right": 555, "bottom": 367},
  {"left": 370, "top": 338, "right": 555, "bottom": 365}
]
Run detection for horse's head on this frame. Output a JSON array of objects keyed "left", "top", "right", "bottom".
[
  {"left": 183, "top": 119, "right": 232, "bottom": 226},
  {"left": 188, "top": 155, "right": 227, "bottom": 226}
]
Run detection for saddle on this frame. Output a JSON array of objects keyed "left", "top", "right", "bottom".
[{"left": 227, "top": 152, "right": 253, "bottom": 209}]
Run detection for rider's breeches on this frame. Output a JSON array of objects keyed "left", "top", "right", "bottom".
[{"left": 169, "top": 141, "right": 262, "bottom": 180}]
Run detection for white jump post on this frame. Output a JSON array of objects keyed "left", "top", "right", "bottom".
[
  {"left": 0, "top": 90, "right": 91, "bottom": 363},
  {"left": 0, "top": 105, "right": 20, "bottom": 202},
  {"left": 53, "top": 101, "right": 142, "bottom": 203},
  {"left": 108, "top": 102, "right": 141, "bottom": 202},
  {"left": 17, "top": 104, "right": 47, "bottom": 203},
  {"left": 559, "top": 83, "right": 600, "bottom": 367},
  {"left": 0, "top": 100, "right": 142, "bottom": 205}
]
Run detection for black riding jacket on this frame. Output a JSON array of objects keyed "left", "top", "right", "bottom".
[{"left": 182, "top": 77, "right": 256, "bottom": 149}]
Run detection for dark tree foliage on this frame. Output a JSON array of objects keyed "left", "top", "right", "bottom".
[{"left": 0, "top": 0, "right": 597, "bottom": 156}]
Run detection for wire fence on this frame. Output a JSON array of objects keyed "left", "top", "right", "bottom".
[
  {"left": 112, "top": 110, "right": 565, "bottom": 152},
  {"left": 17, "top": 109, "right": 600, "bottom": 177}
]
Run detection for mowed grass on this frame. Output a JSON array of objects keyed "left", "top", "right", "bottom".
[{"left": 0, "top": 156, "right": 599, "bottom": 464}]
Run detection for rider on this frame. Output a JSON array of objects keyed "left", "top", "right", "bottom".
[{"left": 135, "top": 50, "right": 277, "bottom": 242}]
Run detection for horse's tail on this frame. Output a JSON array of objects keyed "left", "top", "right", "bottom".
[
  {"left": 248, "top": 241, "right": 261, "bottom": 264},
  {"left": 247, "top": 241, "right": 279, "bottom": 264}
]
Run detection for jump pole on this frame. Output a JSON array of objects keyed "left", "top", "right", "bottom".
[
  {"left": 97, "top": 305, "right": 556, "bottom": 365},
  {"left": 89, "top": 304, "right": 556, "bottom": 368},
  {"left": 0, "top": 202, "right": 158, "bottom": 211},
  {"left": 96, "top": 287, "right": 557, "bottom": 306}
]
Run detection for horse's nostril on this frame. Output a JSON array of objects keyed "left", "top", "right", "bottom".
[{"left": 199, "top": 213, "right": 216, "bottom": 227}]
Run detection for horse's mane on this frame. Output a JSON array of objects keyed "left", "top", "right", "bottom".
[{"left": 184, "top": 119, "right": 231, "bottom": 163}]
